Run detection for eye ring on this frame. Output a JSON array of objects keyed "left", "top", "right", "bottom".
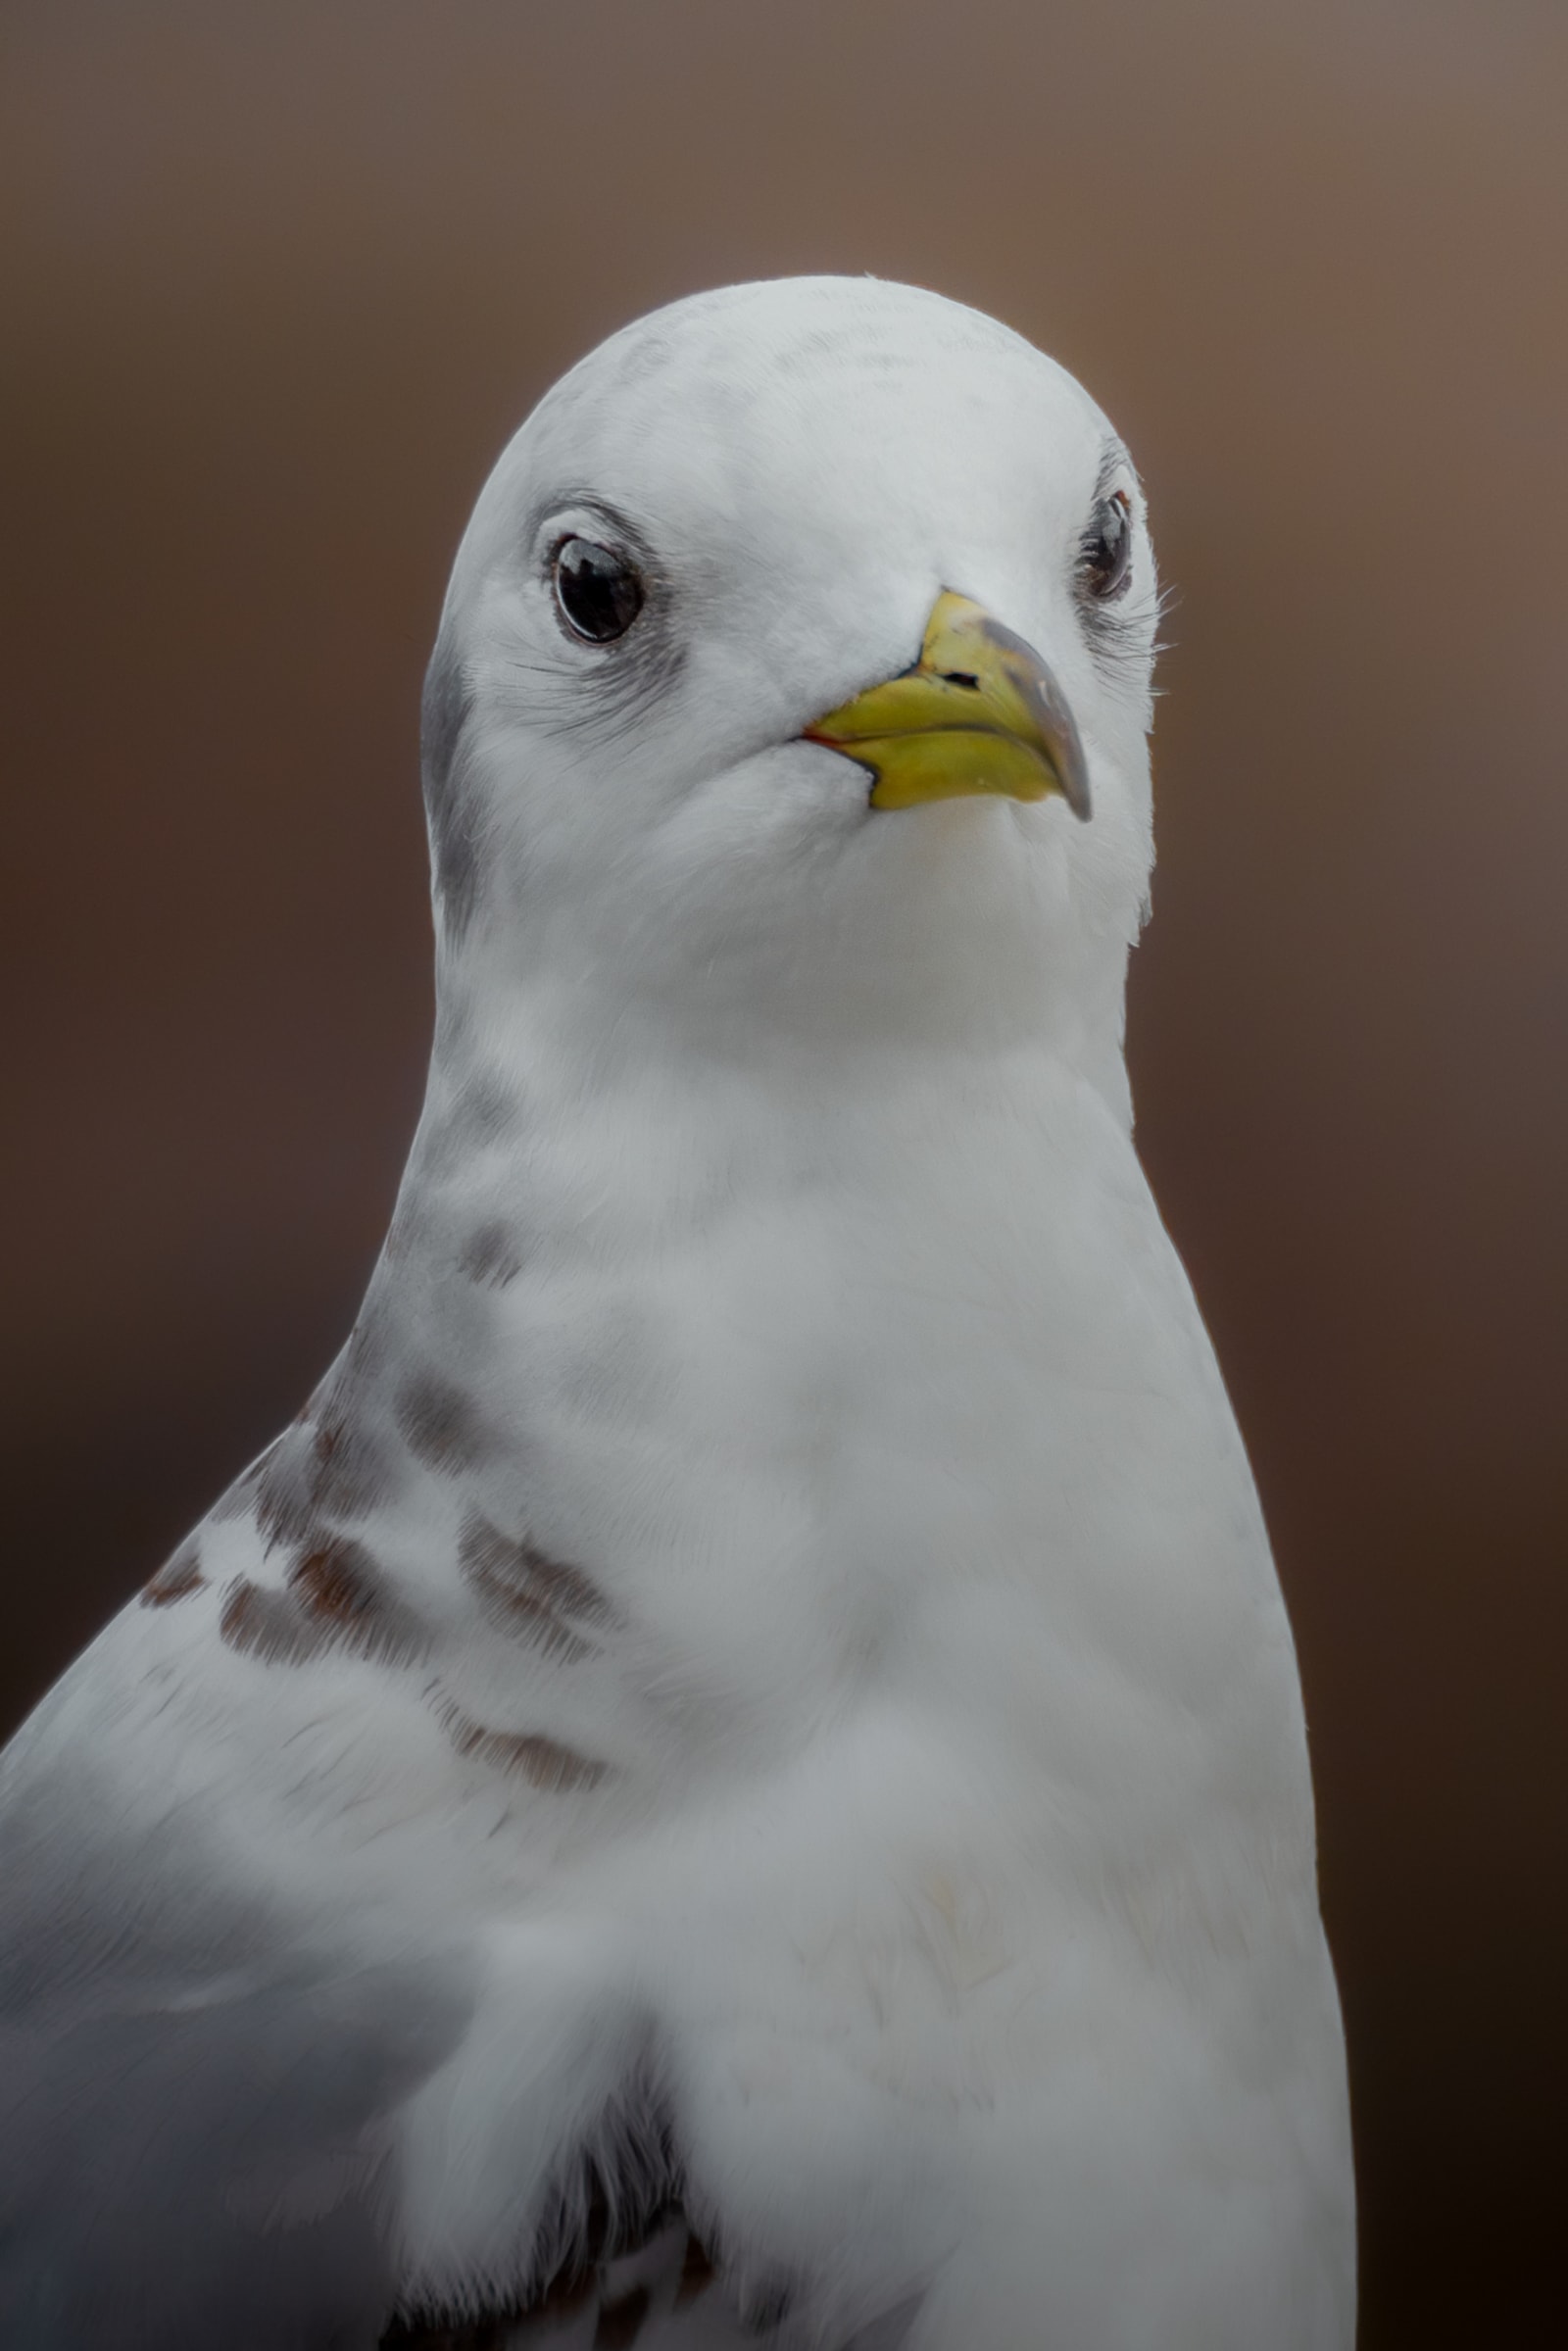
[
  {"left": 1077, "top": 489, "right": 1134, "bottom": 603},
  {"left": 551, "top": 535, "right": 646, "bottom": 644}
]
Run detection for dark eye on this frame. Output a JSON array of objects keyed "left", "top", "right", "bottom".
[
  {"left": 552, "top": 536, "right": 645, "bottom": 643},
  {"left": 1077, "top": 490, "right": 1134, "bottom": 602}
]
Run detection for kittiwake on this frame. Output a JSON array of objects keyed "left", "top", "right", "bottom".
[{"left": 0, "top": 276, "right": 1356, "bottom": 2350}]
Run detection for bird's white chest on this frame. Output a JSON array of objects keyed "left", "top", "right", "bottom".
[
  {"left": 148, "top": 1039, "right": 1345, "bottom": 2344},
  {"left": 477, "top": 1048, "right": 1281, "bottom": 1790},
  {"left": 390, "top": 1053, "right": 1350, "bottom": 2344}
]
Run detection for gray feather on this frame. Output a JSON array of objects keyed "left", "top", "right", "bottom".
[{"left": 0, "top": 1765, "right": 471, "bottom": 2351}]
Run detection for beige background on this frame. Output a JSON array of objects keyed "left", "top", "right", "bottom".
[{"left": 2, "top": 4, "right": 1564, "bottom": 2342}]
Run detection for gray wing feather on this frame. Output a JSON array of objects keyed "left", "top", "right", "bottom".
[
  {"left": 0, "top": 1758, "right": 918, "bottom": 2351},
  {"left": 0, "top": 1759, "right": 471, "bottom": 2351}
]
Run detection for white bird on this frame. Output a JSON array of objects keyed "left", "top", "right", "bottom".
[{"left": 0, "top": 276, "right": 1355, "bottom": 2350}]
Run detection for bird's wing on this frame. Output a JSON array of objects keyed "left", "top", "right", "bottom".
[
  {"left": 0, "top": 1731, "right": 916, "bottom": 2351},
  {"left": 0, "top": 1750, "right": 472, "bottom": 2351}
]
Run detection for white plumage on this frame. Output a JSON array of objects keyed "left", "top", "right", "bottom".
[{"left": 0, "top": 276, "right": 1354, "bottom": 2349}]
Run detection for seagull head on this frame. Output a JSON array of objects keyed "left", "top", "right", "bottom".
[{"left": 421, "top": 277, "right": 1160, "bottom": 1068}]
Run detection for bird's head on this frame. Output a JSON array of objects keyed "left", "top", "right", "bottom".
[{"left": 422, "top": 278, "right": 1159, "bottom": 1074}]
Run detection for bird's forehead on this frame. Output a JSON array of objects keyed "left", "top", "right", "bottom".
[{"left": 477, "top": 280, "right": 1110, "bottom": 578}]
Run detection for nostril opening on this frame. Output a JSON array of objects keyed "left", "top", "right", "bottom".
[{"left": 942, "top": 670, "right": 981, "bottom": 690}]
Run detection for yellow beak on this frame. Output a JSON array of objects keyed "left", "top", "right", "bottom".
[{"left": 802, "top": 590, "right": 1091, "bottom": 819}]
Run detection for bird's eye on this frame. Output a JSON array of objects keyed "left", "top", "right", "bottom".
[
  {"left": 552, "top": 536, "right": 645, "bottom": 643},
  {"left": 1077, "top": 490, "right": 1134, "bottom": 602}
]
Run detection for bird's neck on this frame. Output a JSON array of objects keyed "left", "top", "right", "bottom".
[
  {"left": 203, "top": 991, "right": 1315, "bottom": 1940},
  {"left": 312, "top": 996, "right": 1264, "bottom": 1709}
]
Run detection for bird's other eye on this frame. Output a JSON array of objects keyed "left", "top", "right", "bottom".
[
  {"left": 552, "top": 536, "right": 646, "bottom": 643},
  {"left": 1077, "top": 490, "right": 1134, "bottom": 602}
]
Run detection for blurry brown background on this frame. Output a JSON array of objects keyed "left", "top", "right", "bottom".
[{"left": 2, "top": 2, "right": 1564, "bottom": 2341}]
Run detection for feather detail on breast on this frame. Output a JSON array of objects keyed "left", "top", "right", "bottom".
[{"left": 381, "top": 2206, "right": 916, "bottom": 2349}]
